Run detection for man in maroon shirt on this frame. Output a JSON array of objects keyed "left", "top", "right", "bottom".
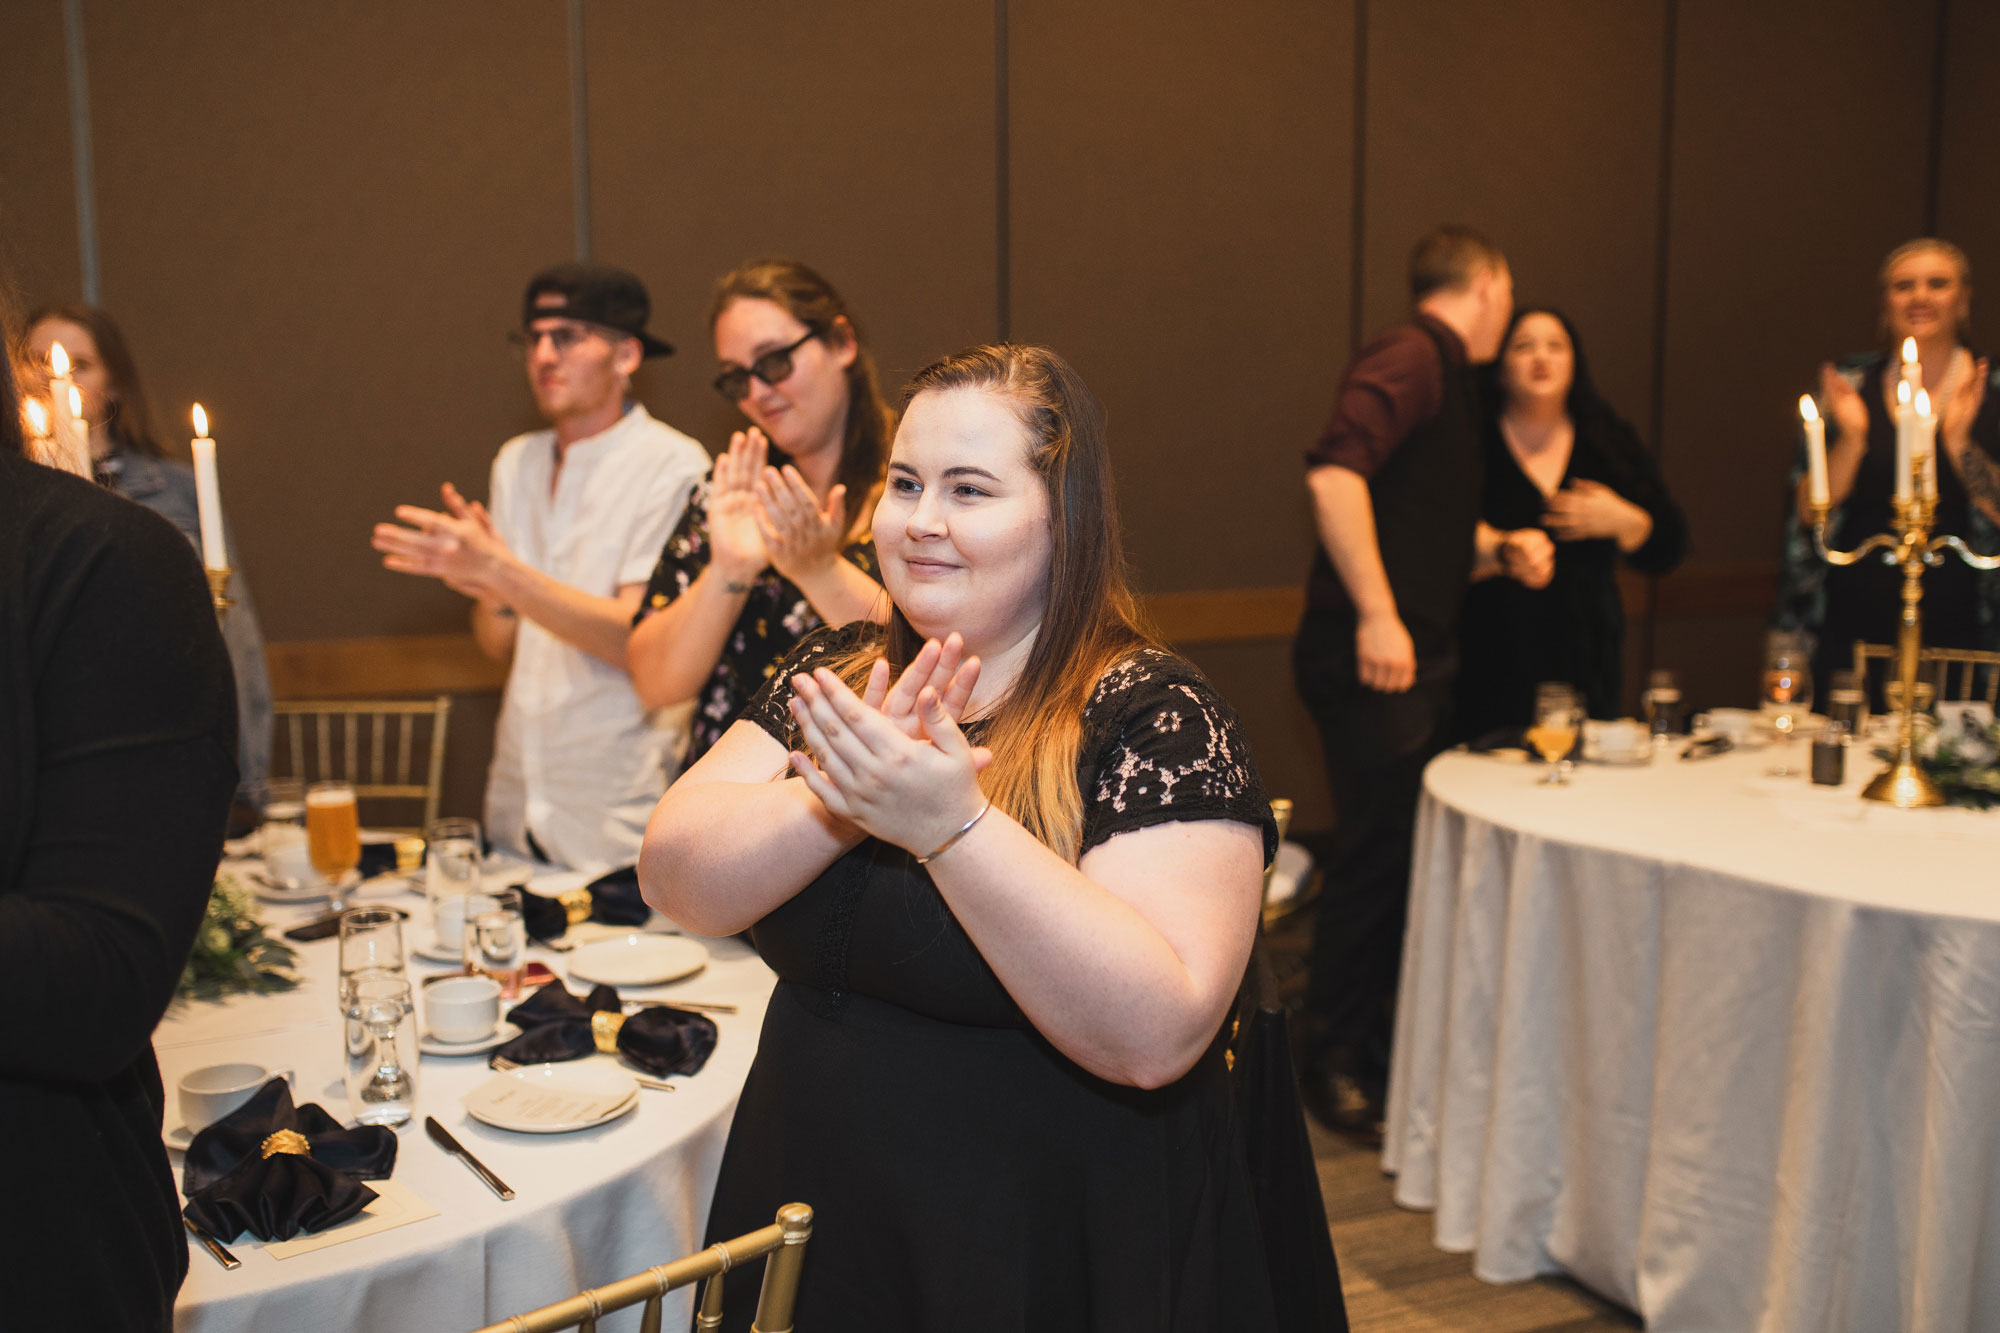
[{"left": 1293, "top": 227, "right": 1552, "bottom": 1138}]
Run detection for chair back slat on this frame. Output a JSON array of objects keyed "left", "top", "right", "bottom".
[{"left": 271, "top": 697, "right": 453, "bottom": 834}]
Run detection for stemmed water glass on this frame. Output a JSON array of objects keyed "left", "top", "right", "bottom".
[
  {"left": 1762, "top": 632, "right": 1815, "bottom": 777},
  {"left": 1528, "top": 683, "right": 1583, "bottom": 786},
  {"left": 344, "top": 973, "right": 417, "bottom": 1127}
]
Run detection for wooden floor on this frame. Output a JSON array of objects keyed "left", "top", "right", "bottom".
[{"left": 1310, "top": 1093, "right": 1640, "bottom": 1331}]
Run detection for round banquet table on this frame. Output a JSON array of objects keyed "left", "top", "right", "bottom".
[
  {"left": 163, "top": 860, "right": 775, "bottom": 1333},
  {"left": 1383, "top": 742, "right": 2000, "bottom": 1333}
]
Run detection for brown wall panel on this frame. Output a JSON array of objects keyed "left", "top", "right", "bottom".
[
  {"left": 584, "top": 0, "right": 998, "bottom": 453},
  {"left": 1936, "top": 3, "right": 2000, "bottom": 295},
  {"left": 82, "top": 1, "right": 575, "bottom": 642},
  {"left": 1009, "top": 0, "right": 1355, "bottom": 596},
  {"left": 1657, "top": 1, "right": 1934, "bottom": 582},
  {"left": 1360, "top": 1, "right": 1669, "bottom": 424},
  {"left": 0, "top": 6, "right": 81, "bottom": 310}
]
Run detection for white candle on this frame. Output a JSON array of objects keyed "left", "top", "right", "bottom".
[
  {"left": 1895, "top": 379, "right": 1915, "bottom": 503},
  {"left": 23, "top": 398, "right": 52, "bottom": 465},
  {"left": 46, "top": 343, "right": 90, "bottom": 478},
  {"left": 189, "top": 404, "right": 228, "bottom": 571},
  {"left": 1902, "top": 336, "right": 1922, "bottom": 397},
  {"left": 1915, "top": 387, "right": 1938, "bottom": 501},
  {"left": 1800, "top": 395, "right": 1829, "bottom": 508}
]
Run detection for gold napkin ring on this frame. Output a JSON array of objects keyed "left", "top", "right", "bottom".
[
  {"left": 591, "top": 1009, "right": 628, "bottom": 1054},
  {"left": 558, "top": 886, "right": 594, "bottom": 926},
  {"left": 260, "top": 1129, "right": 311, "bottom": 1159}
]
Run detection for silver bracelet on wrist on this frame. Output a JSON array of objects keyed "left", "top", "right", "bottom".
[{"left": 916, "top": 800, "right": 992, "bottom": 866}]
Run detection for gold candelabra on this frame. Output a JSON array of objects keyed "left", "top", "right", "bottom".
[
  {"left": 1808, "top": 494, "right": 2000, "bottom": 806},
  {"left": 207, "top": 565, "right": 234, "bottom": 618}
]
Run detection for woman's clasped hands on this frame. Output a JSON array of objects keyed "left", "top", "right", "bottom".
[
  {"left": 707, "top": 425, "right": 852, "bottom": 588},
  {"left": 786, "top": 634, "right": 995, "bottom": 856}
]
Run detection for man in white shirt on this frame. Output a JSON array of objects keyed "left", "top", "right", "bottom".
[{"left": 374, "top": 264, "right": 710, "bottom": 872}]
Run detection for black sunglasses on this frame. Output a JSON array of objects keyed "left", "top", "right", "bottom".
[{"left": 712, "top": 328, "right": 819, "bottom": 402}]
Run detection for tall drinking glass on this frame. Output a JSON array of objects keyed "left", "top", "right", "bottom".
[
  {"left": 1762, "top": 633, "right": 1815, "bottom": 777},
  {"left": 338, "top": 906, "right": 405, "bottom": 1006},
  {"left": 256, "top": 779, "right": 309, "bottom": 891},
  {"left": 464, "top": 886, "right": 527, "bottom": 999},
  {"left": 425, "top": 817, "right": 482, "bottom": 961},
  {"left": 343, "top": 974, "right": 417, "bottom": 1127},
  {"left": 307, "top": 781, "right": 362, "bottom": 909},
  {"left": 1527, "top": 683, "right": 1582, "bottom": 786}
]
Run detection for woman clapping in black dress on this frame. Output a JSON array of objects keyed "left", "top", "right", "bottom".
[
  {"left": 641, "top": 344, "right": 1285, "bottom": 1332},
  {"left": 1454, "top": 308, "right": 1687, "bottom": 739}
]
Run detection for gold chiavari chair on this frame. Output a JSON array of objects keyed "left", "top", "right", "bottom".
[
  {"left": 271, "top": 697, "right": 452, "bottom": 833},
  {"left": 1852, "top": 643, "right": 2000, "bottom": 709},
  {"left": 471, "top": 1203, "right": 813, "bottom": 1333}
]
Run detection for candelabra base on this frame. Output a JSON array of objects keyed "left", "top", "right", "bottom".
[{"left": 1860, "top": 756, "right": 1946, "bottom": 808}]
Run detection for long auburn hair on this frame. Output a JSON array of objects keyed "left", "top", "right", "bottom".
[
  {"left": 816, "top": 343, "right": 1159, "bottom": 863},
  {"left": 708, "top": 259, "right": 893, "bottom": 534},
  {"left": 23, "top": 304, "right": 173, "bottom": 459},
  {"left": 1, "top": 281, "right": 24, "bottom": 458}
]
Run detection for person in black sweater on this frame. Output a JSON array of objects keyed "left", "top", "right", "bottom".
[
  {"left": 1, "top": 352, "right": 238, "bottom": 1327},
  {"left": 1452, "top": 307, "right": 1688, "bottom": 739}
]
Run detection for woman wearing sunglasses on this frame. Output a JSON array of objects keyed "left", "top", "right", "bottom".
[{"left": 628, "top": 260, "right": 892, "bottom": 765}]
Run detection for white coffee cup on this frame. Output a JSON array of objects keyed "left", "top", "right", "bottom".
[
  {"left": 425, "top": 974, "right": 502, "bottom": 1043},
  {"left": 432, "top": 892, "right": 471, "bottom": 957},
  {"left": 178, "top": 1062, "right": 295, "bottom": 1132},
  {"left": 1595, "top": 718, "right": 1648, "bottom": 762},
  {"left": 263, "top": 824, "right": 314, "bottom": 891}
]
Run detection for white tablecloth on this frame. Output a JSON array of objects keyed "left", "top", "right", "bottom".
[
  {"left": 164, "top": 863, "right": 774, "bottom": 1333},
  {"left": 1384, "top": 745, "right": 2000, "bottom": 1332}
]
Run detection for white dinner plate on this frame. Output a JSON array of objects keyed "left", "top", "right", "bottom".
[
  {"left": 567, "top": 933, "right": 709, "bottom": 987},
  {"left": 463, "top": 1063, "right": 639, "bottom": 1133},
  {"left": 419, "top": 1019, "right": 521, "bottom": 1057}
]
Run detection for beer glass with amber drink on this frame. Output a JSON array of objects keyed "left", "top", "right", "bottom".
[
  {"left": 307, "top": 780, "right": 362, "bottom": 909},
  {"left": 1527, "top": 683, "right": 1583, "bottom": 786}
]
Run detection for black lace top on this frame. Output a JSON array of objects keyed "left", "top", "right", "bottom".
[
  {"left": 634, "top": 474, "right": 880, "bottom": 766},
  {"left": 736, "top": 622, "right": 1276, "bottom": 1027}
]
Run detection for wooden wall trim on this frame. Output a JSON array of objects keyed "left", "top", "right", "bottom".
[
  {"left": 266, "top": 633, "right": 509, "bottom": 700},
  {"left": 265, "top": 564, "right": 1778, "bottom": 698}
]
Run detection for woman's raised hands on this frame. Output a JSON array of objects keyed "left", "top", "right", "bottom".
[{"left": 708, "top": 429, "right": 771, "bottom": 584}]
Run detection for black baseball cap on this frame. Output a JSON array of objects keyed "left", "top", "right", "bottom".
[{"left": 522, "top": 263, "right": 674, "bottom": 358}]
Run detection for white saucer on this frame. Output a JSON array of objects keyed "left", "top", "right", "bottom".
[
  {"left": 567, "top": 934, "right": 708, "bottom": 987},
  {"left": 463, "top": 1063, "right": 638, "bottom": 1133},
  {"left": 412, "top": 941, "right": 466, "bottom": 965},
  {"left": 419, "top": 1019, "right": 521, "bottom": 1057},
  {"left": 252, "top": 877, "right": 333, "bottom": 905},
  {"left": 163, "top": 1122, "right": 196, "bottom": 1153}
]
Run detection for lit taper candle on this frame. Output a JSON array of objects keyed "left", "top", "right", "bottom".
[
  {"left": 189, "top": 404, "right": 228, "bottom": 571},
  {"left": 1800, "top": 395, "right": 1829, "bottom": 509}
]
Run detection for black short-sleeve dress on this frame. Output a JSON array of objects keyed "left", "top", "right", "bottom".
[
  {"left": 701, "top": 623, "right": 1282, "bottom": 1333},
  {"left": 633, "top": 470, "right": 880, "bottom": 766}
]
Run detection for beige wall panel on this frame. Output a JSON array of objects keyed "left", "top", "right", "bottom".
[
  {"left": 1657, "top": 1, "right": 1933, "bottom": 573},
  {"left": 0, "top": 7, "right": 82, "bottom": 309},
  {"left": 1360, "top": 0, "right": 1668, "bottom": 429},
  {"left": 1008, "top": 0, "right": 1355, "bottom": 596},
  {"left": 1937, "top": 3, "right": 2000, "bottom": 295},
  {"left": 584, "top": 0, "right": 998, "bottom": 454},
  {"left": 82, "top": 1, "right": 574, "bottom": 641}
]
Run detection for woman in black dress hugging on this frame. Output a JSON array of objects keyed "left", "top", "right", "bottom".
[
  {"left": 1453, "top": 307, "right": 1687, "bottom": 740},
  {"left": 642, "top": 344, "right": 1283, "bottom": 1332}
]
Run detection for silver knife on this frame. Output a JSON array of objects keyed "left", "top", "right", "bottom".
[
  {"left": 184, "top": 1217, "right": 241, "bottom": 1270},
  {"left": 425, "top": 1115, "right": 516, "bottom": 1200}
]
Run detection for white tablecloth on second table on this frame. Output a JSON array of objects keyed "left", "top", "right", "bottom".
[
  {"left": 164, "top": 864, "right": 775, "bottom": 1333},
  {"left": 1384, "top": 745, "right": 2000, "bottom": 1333}
]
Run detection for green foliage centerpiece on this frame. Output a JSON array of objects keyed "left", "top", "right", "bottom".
[
  {"left": 177, "top": 875, "right": 302, "bottom": 1001},
  {"left": 1912, "top": 711, "right": 2000, "bottom": 809}
]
